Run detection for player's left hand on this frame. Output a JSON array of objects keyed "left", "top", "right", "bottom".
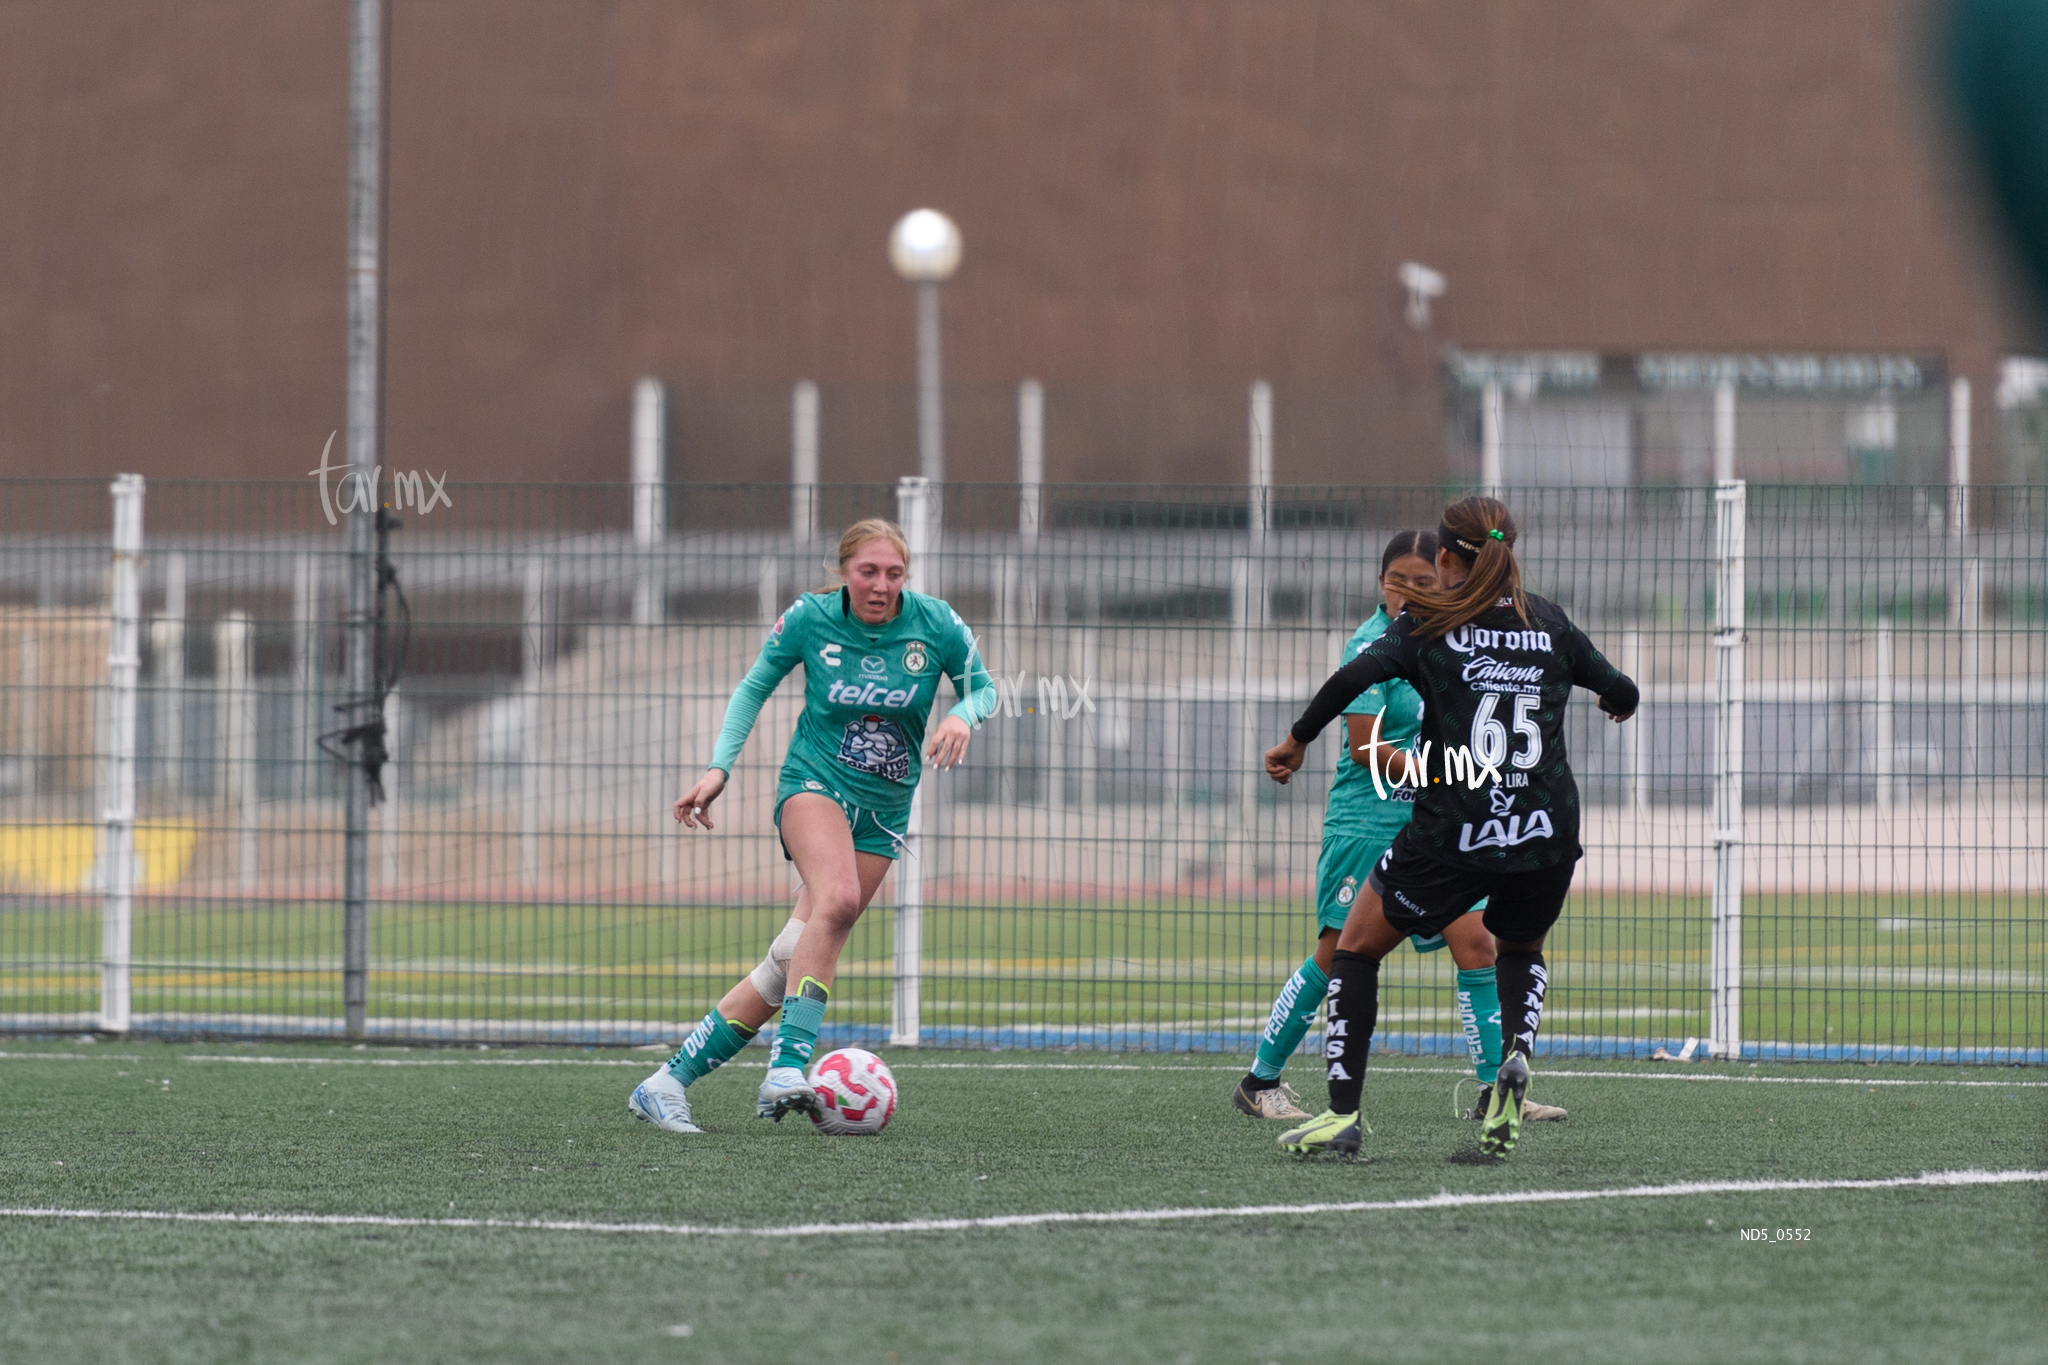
[
  {"left": 1598, "top": 694, "right": 1635, "bottom": 724},
  {"left": 1264, "top": 735, "right": 1306, "bottom": 784},
  {"left": 926, "top": 715, "right": 973, "bottom": 769}
]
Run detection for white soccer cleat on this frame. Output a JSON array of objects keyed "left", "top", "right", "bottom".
[
  {"left": 628, "top": 1067, "right": 703, "bottom": 1134},
  {"left": 757, "top": 1064, "right": 820, "bottom": 1121}
]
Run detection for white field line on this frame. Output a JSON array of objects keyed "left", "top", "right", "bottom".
[
  {"left": 1, "top": 1051, "right": 2041, "bottom": 1088},
  {"left": 1, "top": 1170, "right": 2039, "bottom": 1240}
]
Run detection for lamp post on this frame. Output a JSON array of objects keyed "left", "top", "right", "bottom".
[{"left": 889, "top": 210, "right": 963, "bottom": 486}]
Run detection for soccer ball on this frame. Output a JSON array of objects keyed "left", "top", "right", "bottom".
[{"left": 806, "top": 1048, "right": 898, "bottom": 1135}]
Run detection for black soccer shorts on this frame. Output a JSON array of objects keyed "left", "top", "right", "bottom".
[{"left": 1367, "top": 839, "right": 1581, "bottom": 944}]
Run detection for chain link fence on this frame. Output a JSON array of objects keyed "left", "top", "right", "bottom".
[{"left": 0, "top": 478, "right": 2041, "bottom": 1061}]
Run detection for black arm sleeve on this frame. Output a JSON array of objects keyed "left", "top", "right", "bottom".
[
  {"left": 1290, "top": 649, "right": 1395, "bottom": 744},
  {"left": 1598, "top": 673, "right": 1640, "bottom": 719},
  {"left": 1564, "top": 618, "right": 1639, "bottom": 719}
]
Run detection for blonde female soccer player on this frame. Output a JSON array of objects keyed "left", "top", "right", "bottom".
[{"left": 630, "top": 518, "right": 998, "bottom": 1131}]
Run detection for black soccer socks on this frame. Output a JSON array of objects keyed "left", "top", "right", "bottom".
[
  {"left": 1495, "top": 949, "right": 1549, "bottom": 1060},
  {"left": 1323, "top": 949, "right": 1380, "bottom": 1114}
]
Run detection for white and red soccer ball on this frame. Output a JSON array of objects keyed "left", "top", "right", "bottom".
[{"left": 806, "top": 1047, "right": 898, "bottom": 1135}]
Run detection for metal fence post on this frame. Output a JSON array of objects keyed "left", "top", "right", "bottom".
[
  {"left": 1714, "top": 379, "right": 1737, "bottom": 483},
  {"left": 380, "top": 685, "right": 401, "bottom": 887},
  {"left": 520, "top": 556, "right": 545, "bottom": 887},
  {"left": 292, "top": 554, "right": 319, "bottom": 799},
  {"left": 891, "top": 476, "right": 933, "bottom": 1047},
  {"left": 632, "top": 376, "right": 666, "bottom": 626},
  {"left": 1481, "top": 379, "right": 1505, "bottom": 494},
  {"left": 341, "top": 0, "right": 387, "bottom": 1041},
  {"left": 1873, "top": 624, "right": 1895, "bottom": 811},
  {"left": 1948, "top": 375, "right": 1972, "bottom": 539},
  {"left": 155, "top": 551, "right": 186, "bottom": 796},
  {"left": 1709, "top": 479, "right": 1746, "bottom": 1059},
  {"left": 100, "top": 473, "right": 144, "bottom": 1034},
  {"left": 1247, "top": 380, "right": 1272, "bottom": 627},
  {"left": 1018, "top": 379, "right": 1043, "bottom": 549},
  {"left": 218, "top": 611, "right": 257, "bottom": 890},
  {"left": 791, "top": 380, "right": 819, "bottom": 543}
]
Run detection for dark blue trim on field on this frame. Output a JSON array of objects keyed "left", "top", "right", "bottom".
[
  {"left": 73, "top": 1016, "right": 2048, "bottom": 1066},
  {"left": 805, "top": 1025, "right": 2048, "bottom": 1066}
]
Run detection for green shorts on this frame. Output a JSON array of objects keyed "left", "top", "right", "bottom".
[
  {"left": 774, "top": 770, "right": 912, "bottom": 862},
  {"left": 1317, "top": 829, "right": 1481, "bottom": 952}
]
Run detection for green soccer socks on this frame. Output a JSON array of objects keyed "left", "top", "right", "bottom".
[
  {"left": 664, "top": 1009, "right": 758, "bottom": 1086},
  {"left": 1251, "top": 955, "right": 1330, "bottom": 1082},
  {"left": 769, "top": 977, "right": 830, "bottom": 1072},
  {"left": 1456, "top": 966, "right": 1503, "bottom": 1086}
]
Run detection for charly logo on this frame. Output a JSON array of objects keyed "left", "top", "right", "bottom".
[
  {"left": 309, "top": 431, "right": 452, "bottom": 526},
  {"left": 902, "top": 642, "right": 929, "bottom": 674}
]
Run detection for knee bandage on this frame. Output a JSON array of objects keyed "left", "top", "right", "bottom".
[{"left": 748, "top": 918, "right": 804, "bottom": 1003}]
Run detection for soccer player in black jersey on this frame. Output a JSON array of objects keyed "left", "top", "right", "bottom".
[{"left": 1262, "top": 495, "right": 1640, "bottom": 1158}]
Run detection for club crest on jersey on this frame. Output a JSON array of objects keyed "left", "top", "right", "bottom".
[
  {"left": 902, "top": 641, "right": 930, "bottom": 674},
  {"left": 1336, "top": 876, "right": 1357, "bottom": 907},
  {"left": 837, "top": 714, "right": 911, "bottom": 781},
  {"left": 1457, "top": 808, "right": 1554, "bottom": 851}
]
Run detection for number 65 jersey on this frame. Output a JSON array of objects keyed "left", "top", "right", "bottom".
[{"left": 1288, "top": 593, "right": 1639, "bottom": 873}]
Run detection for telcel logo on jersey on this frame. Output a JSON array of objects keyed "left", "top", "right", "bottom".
[{"left": 827, "top": 678, "right": 920, "bottom": 708}]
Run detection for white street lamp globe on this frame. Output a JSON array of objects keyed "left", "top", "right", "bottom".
[{"left": 890, "top": 209, "right": 963, "bottom": 282}]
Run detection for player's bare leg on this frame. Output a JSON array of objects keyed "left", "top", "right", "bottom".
[{"left": 757, "top": 797, "right": 893, "bottom": 1119}]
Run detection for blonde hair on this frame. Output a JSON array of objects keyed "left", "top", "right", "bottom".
[{"left": 821, "top": 518, "right": 912, "bottom": 590}]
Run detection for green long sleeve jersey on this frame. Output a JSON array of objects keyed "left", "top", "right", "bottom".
[
  {"left": 709, "top": 587, "right": 999, "bottom": 810},
  {"left": 1324, "top": 607, "right": 1427, "bottom": 844}
]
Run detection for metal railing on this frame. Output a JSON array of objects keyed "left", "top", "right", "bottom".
[{"left": 0, "top": 478, "right": 2041, "bottom": 1062}]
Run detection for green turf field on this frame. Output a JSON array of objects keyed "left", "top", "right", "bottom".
[
  {"left": 3, "top": 890, "right": 2040, "bottom": 1051},
  {"left": 0, "top": 1038, "right": 2041, "bottom": 1363}
]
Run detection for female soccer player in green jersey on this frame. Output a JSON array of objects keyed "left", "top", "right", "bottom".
[
  {"left": 629, "top": 518, "right": 999, "bottom": 1132},
  {"left": 1232, "top": 532, "right": 1563, "bottom": 1126}
]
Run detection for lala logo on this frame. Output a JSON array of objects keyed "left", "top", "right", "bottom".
[{"left": 1458, "top": 789, "right": 1554, "bottom": 852}]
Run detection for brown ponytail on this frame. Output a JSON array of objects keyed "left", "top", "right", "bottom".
[{"left": 1399, "top": 495, "right": 1530, "bottom": 636}]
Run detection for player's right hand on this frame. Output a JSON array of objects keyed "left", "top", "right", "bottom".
[
  {"left": 1263, "top": 735, "right": 1306, "bottom": 785},
  {"left": 675, "top": 770, "right": 727, "bottom": 829}
]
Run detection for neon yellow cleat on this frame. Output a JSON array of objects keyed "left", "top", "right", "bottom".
[
  {"left": 1479, "top": 1053, "right": 1529, "bottom": 1156},
  {"left": 1278, "top": 1108, "right": 1368, "bottom": 1157}
]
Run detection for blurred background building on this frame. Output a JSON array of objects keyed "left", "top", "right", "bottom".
[{"left": 0, "top": 0, "right": 2040, "bottom": 489}]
